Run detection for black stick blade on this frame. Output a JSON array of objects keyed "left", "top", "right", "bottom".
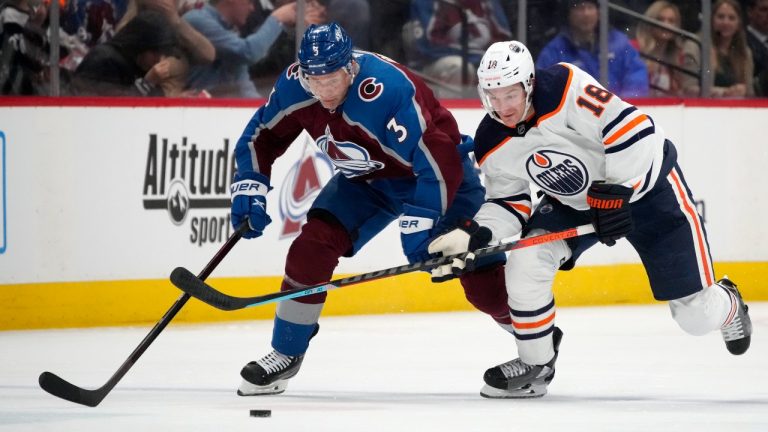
[
  {"left": 170, "top": 267, "right": 240, "bottom": 311},
  {"left": 39, "top": 371, "right": 103, "bottom": 407}
]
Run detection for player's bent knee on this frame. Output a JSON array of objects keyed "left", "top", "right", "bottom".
[
  {"left": 669, "top": 290, "right": 718, "bottom": 336},
  {"left": 504, "top": 231, "right": 571, "bottom": 304},
  {"left": 283, "top": 217, "right": 352, "bottom": 303}
]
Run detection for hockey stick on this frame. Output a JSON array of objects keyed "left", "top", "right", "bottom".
[
  {"left": 38, "top": 223, "right": 248, "bottom": 407},
  {"left": 170, "top": 224, "right": 596, "bottom": 311}
]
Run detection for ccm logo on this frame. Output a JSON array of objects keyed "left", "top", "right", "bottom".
[{"left": 587, "top": 196, "right": 624, "bottom": 209}]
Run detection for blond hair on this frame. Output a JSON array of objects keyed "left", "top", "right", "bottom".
[{"left": 636, "top": 1, "right": 683, "bottom": 59}]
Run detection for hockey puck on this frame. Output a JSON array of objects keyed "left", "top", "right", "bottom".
[{"left": 249, "top": 409, "right": 272, "bottom": 418}]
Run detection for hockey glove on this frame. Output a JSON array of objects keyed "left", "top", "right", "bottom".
[
  {"left": 400, "top": 204, "right": 441, "bottom": 264},
  {"left": 586, "top": 182, "right": 634, "bottom": 246},
  {"left": 427, "top": 219, "right": 492, "bottom": 283},
  {"left": 230, "top": 171, "right": 272, "bottom": 239}
]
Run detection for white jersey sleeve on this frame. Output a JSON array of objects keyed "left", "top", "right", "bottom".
[
  {"left": 554, "top": 63, "right": 665, "bottom": 201},
  {"left": 473, "top": 167, "right": 531, "bottom": 243}
]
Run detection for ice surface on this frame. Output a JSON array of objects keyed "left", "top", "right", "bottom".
[{"left": 1, "top": 304, "right": 766, "bottom": 431}]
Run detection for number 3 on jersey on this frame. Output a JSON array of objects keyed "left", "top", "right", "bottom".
[
  {"left": 576, "top": 85, "right": 614, "bottom": 117},
  {"left": 387, "top": 118, "right": 408, "bottom": 143}
]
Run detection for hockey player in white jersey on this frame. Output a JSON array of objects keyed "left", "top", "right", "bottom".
[{"left": 427, "top": 41, "right": 753, "bottom": 398}]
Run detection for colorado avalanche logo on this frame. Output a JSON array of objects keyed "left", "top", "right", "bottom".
[
  {"left": 286, "top": 62, "right": 300, "bottom": 80},
  {"left": 358, "top": 77, "right": 383, "bottom": 101},
  {"left": 526, "top": 150, "right": 589, "bottom": 196},
  {"left": 317, "top": 125, "right": 385, "bottom": 177},
  {"left": 279, "top": 140, "right": 334, "bottom": 239}
]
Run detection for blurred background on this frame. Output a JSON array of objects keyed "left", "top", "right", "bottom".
[{"left": 2, "top": 0, "right": 767, "bottom": 100}]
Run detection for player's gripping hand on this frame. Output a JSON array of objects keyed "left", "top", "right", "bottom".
[
  {"left": 586, "top": 182, "right": 634, "bottom": 246},
  {"left": 399, "top": 204, "right": 440, "bottom": 264},
  {"left": 427, "top": 219, "right": 492, "bottom": 283},
  {"left": 230, "top": 171, "right": 272, "bottom": 239}
]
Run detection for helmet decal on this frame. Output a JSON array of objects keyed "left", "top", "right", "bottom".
[{"left": 286, "top": 63, "right": 301, "bottom": 80}]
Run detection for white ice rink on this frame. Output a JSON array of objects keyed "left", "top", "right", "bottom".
[{"left": 1, "top": 304, "right": 766, "bottom": 432}]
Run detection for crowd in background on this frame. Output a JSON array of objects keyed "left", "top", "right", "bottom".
[{"left": 1, "top": 0, "right": 767, "bottom": 98}]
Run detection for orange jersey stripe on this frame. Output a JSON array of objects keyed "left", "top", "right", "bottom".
[
  {"left": 478, "top": 136, "right": 512, "bottom": 166},
  {"left": 512, "top": 311, "right": 556, "bottom": 330},
  {"left": 669, "top": 169, "right": 713, "bottom": 286},
  {"left": 536, "top": 64, "right": 574, "bottom": 126},
  {"left": 509, "top": 202, "right": 532, "bottom": 216},
  {"left": 604, "top": 114, "right": 648, "bottom": 145}
]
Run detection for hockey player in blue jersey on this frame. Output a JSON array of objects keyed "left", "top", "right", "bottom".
[
  {"left": 428, "top": 41, "right": 753, "bottom": 398},
  {"left": 229, "top": 23, "right": 507, "bottom": 396}
]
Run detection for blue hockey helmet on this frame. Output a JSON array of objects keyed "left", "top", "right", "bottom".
[{"left": 298, "top": 22, "right": 354, "bottom": 76}]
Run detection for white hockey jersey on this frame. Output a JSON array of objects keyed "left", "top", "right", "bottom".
[{"left": 473, "top": 63, "right": 666, "bottom": 243}]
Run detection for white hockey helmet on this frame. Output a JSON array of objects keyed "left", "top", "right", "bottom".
[{"left": 476, "top": 41, "right": 535, "bottom": 126}]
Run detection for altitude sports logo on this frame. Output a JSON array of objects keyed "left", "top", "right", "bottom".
[
  {"left": 141, "top": 134, "right": 334, "bottom": 245},
  {"left": 141, "top": 134, "right": 234, "bottom": 246},
  {"left": 526, "top": 150, "right": 589, "bottom": 196}
]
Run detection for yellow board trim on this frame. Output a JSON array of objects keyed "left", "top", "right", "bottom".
[{"left": 1, "top": 262, "right": 766, "bottom": 330}]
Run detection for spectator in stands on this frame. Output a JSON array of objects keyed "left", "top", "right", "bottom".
[
  {"left": 117, "top": 0, "right": 213, "bottom": 64},
  {"left": 636, "top": 1, "right": 687, "bottom": 96},
  {"left": 71, "top": 10, "right": 178, "bottom": 96},
  {"left": 244, "top": 0, "right": 327, "bottom": 97},
  {"left": 682, "top": 0, "right": 754, "bottom": 97},
  {"left": 536, "top": 0, "right": 649, "bottom": 98},
  {"left": 115, "top": 0, "right": 214, "bottom": 96},
  {"left": 370, "top": 0, "right": 411, "bottom": 61},
  {"left": 0, "top": 0, "right": 50, "bottom": 95},
  {"left": 183, "top": 0, "right": 296, "bottom": 98},
  {"left": 746, "top": 0, "right": 768, "bottom": 96},
  {"left": 403, "top": 0, "right": 512, "bottom": 91},
  {"left": 60, "top": 0, "right": 123, "bottom": 48},
  {"left": 519, "top": 0, "right": 562, "bottom": 59}
]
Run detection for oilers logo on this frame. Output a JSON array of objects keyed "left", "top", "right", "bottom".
[
  {"left": 526, "top": 150, "right": 589, "bottom": 196},
  {"left": 316, "top": 125, "right": 384, "bottom": 177}
]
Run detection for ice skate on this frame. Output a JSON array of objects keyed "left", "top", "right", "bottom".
[
  {"left": 718, "top": 277, "right": 752, "bottom": 355},
  {"left": 480, "top": 327, "right": 563, "bottom": 399},
  {"left": 237, "top": 350, "right": 305, "bottom": 396}
]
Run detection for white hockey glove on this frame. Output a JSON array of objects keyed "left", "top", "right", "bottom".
[{"left": 427, "top": 220, "right": 492, "bottom": 283}]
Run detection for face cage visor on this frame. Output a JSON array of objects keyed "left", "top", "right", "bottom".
[
  {"left": 298, "top": 61, "right": 357, "bottom": 100},
  {"left": 477, "top": 83, "right": 533, "bottom": 128}
]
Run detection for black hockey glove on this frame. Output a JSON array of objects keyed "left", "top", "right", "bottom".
[
  {"left": 586, "top": 182, "right": 634, "bottom": 247},
  {"left": 427, "top": 219, "right": 493, "bottom": 282}
]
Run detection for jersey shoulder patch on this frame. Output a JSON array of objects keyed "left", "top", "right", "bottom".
[{"left": 532, "top": 64, "right": 573, "bottom": 121}]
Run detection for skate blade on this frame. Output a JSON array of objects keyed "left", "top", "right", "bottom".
[
  {"left": 479, "top": 383, "right": 547, "bottom": 399},
  {"left": 237, "top": 379, "right": 288, "bottom": 396}
]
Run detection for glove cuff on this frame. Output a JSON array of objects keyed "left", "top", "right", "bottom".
[
  {"left": 587, "top": 183, "right": 633, "bottom": 209},
  {"left": 231, "top": 171, "right": 270, "bottom": 201},
  {"left": 400, "top": 204, "right": 440, "bottom": 234}
]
